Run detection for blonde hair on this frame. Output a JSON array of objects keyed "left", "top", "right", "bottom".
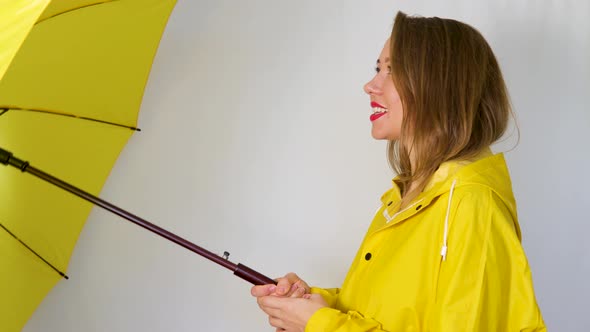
[{"left": 389, "top": 12, "right": 512, "bottom": 208}]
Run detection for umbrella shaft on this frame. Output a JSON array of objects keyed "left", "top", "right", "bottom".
[
  {"left": 24, "top": 165, "right": 238, "bottom": 271},
  {"left": 1, "top": 147, "right": 276, "bottom": 285},
  {"left": 28, "top": 165, "right": 276, "bottom": 284}
]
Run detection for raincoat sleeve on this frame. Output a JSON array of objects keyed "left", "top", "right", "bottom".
[
  {"left": 427, "top": 188, "right": 546, "bottom": 331},
  {"left": 310, "top": 287, "right": 340, "bottom": 307},
  {"left": 305, "top": 307, "right": 388, "bottom": 332},
  {"left": 306, "top": 280, "right": 390, "bottom": 331}
]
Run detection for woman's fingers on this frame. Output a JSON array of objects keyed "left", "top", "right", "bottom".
[
  {"left": 251, "top": 272, "right": 307, "bottom": 298},
  {"left": 251, "top": 283, "right": 277, "bottom": 297},
  {"left": 290, "top": 285, "right": 307, "bottom": 298},
  {"left": 251, "top": 273, "right": 316, "bottom": 331},
  {"left": 275, "top": 272, "right": 300, "bottom": 295},
  {"left": 276, "top": 272, "right": 311, "bottom": 297},
  {"left": 258, "top": 296, "right": 291, "bottom": 314}
]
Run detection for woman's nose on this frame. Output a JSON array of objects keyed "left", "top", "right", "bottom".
[{"left": 364, "top": 77, "right": 379, "bottom": 95}]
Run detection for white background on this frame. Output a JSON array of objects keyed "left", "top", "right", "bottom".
[{"left": 25, "top": 0, "right": 589, "bottom": 331}]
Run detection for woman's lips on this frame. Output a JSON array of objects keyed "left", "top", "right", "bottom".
[
  {"left": 371, "top": 101, "right": 386, "bottom": 108},
  {"left": 370, "top": 101, "right": 388, "bottom": 122},
  {"left": 370, "top": 112, "right": 387, "bottom": 122}
]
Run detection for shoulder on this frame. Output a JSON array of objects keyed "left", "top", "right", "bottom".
[{"left": 447, "top": 183, "right": 520, "bottom": 241}]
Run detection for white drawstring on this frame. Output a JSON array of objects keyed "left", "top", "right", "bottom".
[
  {"left": 383, "top": 208, "right": 392, "bottom": 222},
  {"left": 441, "top": 179, "right": 457, "bottom": 261}
]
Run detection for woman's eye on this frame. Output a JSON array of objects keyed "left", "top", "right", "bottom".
[{"left": 374, "top": 66, "right": 392, "bottom": 74}]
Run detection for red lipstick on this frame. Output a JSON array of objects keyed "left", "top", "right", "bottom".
[
  {"left": 370, "top": 112, "right": 387, "bottom": 122},
  {"left": 371, "top": 101, "right": 386, "bottom": 109},
  {"left": 370, "top": 101, "right": 387, "bottom": 122}
]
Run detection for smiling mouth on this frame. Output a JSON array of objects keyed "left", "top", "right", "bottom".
[
  {"left": 372, "top": 106, "right": 387, "bottom": 114},
  {"left": 369, "top": 101, "right": 388, "bottom": 121},
  {"left": 370, "top": 108, "right": 387, "bottom": 121}
]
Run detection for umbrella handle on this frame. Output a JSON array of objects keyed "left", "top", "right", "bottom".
[
  {"left": 235, "top": 263, "right": 276, "bottom": 285},
  {"left": 0, "top": 147, "right": 277, "bottom": 286}
]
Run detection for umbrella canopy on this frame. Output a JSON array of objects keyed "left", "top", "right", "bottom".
[{"left": 0, "top": 1, "right": 177, "bottom": 330}]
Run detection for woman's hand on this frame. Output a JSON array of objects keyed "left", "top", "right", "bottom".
[
  {"left": 257, "top": 293, "right": 328, "bottom": 332},
  {"left": 251, "top": 272, "right": 310, "bottom": 298},
  {"left": 251, "top": 273, "right": 324, "bottom": 331}
]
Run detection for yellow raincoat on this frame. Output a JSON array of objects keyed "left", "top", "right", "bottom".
[{"left": 307, "top": 151, "right": 546, "bottom": 331}]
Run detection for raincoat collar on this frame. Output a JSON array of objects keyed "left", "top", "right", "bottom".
[{"left": 377, "top": 148, "right": 512, "bottom": 229}]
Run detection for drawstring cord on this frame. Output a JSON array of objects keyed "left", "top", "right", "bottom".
[{"left": 441, "top": 179, "right": 457, "bottom": 261}]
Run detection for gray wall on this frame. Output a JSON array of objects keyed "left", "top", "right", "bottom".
[{"left": 25, "top": 0, "right": 589, "bottom": 331}]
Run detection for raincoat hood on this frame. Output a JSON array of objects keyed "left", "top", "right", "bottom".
[{"left": 376, "top": 150, "right": 522, "bottom": 239}]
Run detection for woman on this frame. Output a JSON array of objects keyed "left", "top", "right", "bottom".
[{"left": 251, "top": 11, "right": 546, "bottom": 331}]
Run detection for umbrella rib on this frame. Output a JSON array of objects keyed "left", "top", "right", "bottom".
[
  {"left": 0, "top": 107, "right": 140, "bottom": 131},
  {"left": 0, "top": 222, "right": 69, "bottom": 279},
  {"left": 35, "top": 1, "right": 118, "bottom": 26}
]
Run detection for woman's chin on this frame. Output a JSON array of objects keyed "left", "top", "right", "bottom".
[{"left": 371, "top": 130, "right": 395, "bottom": 141}]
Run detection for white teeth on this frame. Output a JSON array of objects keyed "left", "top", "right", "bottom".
[{"left": 372, "top": 107, "right": 388, "bottom": 114}]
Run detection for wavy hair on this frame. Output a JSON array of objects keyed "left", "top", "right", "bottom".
[{"left": 389, "top": 11, "right": 512, "bottom": 207}]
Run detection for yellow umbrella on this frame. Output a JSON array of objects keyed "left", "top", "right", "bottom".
[{"left": 0, "top": 1, "right": 177, "bottom": 330}]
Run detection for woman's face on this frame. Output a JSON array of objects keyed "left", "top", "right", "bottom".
[{"left": 363, "top": 39, "right": 404, "bottom": 141}]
